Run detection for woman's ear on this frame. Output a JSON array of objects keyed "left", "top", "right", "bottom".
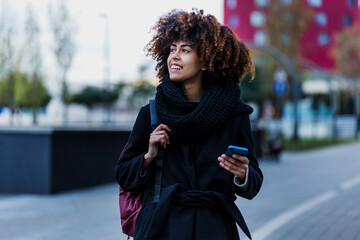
[{"left": 201, "top": 64, "right": 206, "bottom": 71}]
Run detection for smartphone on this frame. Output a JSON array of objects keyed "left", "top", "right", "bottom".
[{"left": 225, "top": 145, "right": 248, "bottom": 157}]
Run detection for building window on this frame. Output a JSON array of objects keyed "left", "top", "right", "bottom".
[
  {"left": 228, "top": 15, "right": 239, "bottom": 28},
  {"left": 250, "top": 11, "right": 266, "bottom": 27},
  {"left": 281, "top": 33, "right": 291, "bottom": 44},
  {"left": 227, "top": 0, "right": 237, "bottom": 10},
  {"left": 347, "top": 0, "right": 355, "bottom": 7},
  {"left": 314, "top": 12, "right": 327, "bottom": 26},
  {"left": 342, "top": 15, "right": 353, "bottom": 27},
  {"left": 307, "top": 0, "right": 322, "bottom": 7},
  {"left": 255, "top": 0, "right": 270, "bottom": 7},
  {"left": 254, "top": 30, "right": 267, "bottom": 45},
  {"left": 317, "top": 33, "right": 330, "bottom": 46},
  {"left": 280, "top": 0, "right": 292, "bottom": 5}
]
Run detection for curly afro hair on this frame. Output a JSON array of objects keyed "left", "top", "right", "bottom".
[{"left": 145, "top": 9, "right": 255, "bottom": 85}]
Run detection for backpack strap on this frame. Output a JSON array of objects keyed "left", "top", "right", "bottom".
[
  {"left": 149, "top": 99, "right": 158, "bottom": 130},
  {"left": 149, "top": 99, "right": 163, "bottom": 204}
]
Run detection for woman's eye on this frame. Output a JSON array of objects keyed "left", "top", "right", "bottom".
[
  {"left": 182, "top": 49, "right": 189, "bottom": 53},
  {"left": 170, "top": 48, "right": 176, "bottom": 53}
]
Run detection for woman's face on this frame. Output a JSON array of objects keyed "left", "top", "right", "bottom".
[{"left": 167, "top": 40, "right": 204, "bottom": 84}]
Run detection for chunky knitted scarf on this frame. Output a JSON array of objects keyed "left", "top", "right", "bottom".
[{"left": 155, "top": 75, "right": 241, "bottom": 140}]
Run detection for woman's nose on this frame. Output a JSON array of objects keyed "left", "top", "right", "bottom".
[{"left": 171, "top": 49, "right": 180, "bottom": 59}]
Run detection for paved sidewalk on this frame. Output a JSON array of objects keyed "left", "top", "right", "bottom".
[
  {"left": 237, "top": 141, "right": 360, "bottom": 240},
  {"left": 269, "top": 185, "right": 360, "bottom": 240},
  {"left": 0, "top": 184, "right": 127, "bottom": 240},
  {"left": 1, "top": 141, "right": 360, "bottom": 240}
]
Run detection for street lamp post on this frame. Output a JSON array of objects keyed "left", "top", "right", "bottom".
[
  {"left": 99, "top": 13, "right": 111, "bottom": 124},
  {"left": 245, "top": 42, "right": 301, "bottom": 144}
]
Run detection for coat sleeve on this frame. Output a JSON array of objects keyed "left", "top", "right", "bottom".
[
  {"left": 233, "top": 114, "right": 263, "bottom": 200},
  {"left": 114, "top": 105, "right": 152, "bottom": 191}
]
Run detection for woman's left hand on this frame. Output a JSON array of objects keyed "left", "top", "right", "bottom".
[{"left": 218, "top": 154, "right": 249, "bottom": 183}]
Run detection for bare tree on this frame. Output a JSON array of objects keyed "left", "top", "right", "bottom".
[
  {"left": 265, "top": 0, "right": 313, "bottom": 59},
  {"left": 0, "top": 1, "right": 19, "bottom": 124},
  {"left": 22, "top": 4, "right": 51, "bottom": 124},
  {"left": 0, "top": 7, "right": 5, "bottom": 77},
  {"left": 0, "top": 1, "right": 16, "bottom": 78},
  {"left": 24, "top": 4, "right": 41, "bottom": 74},
  {"left": 48, "top": 0, "right": 77, "bottom": 125},
  {"left": 331, "top": 24, "right": 360, "bottom": 79}
]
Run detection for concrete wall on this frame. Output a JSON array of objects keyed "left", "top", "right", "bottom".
[
  {"left": 0, "top": 127, "right": 130, "bottom": 194},
  {"left": 0, "top": 126, "right": 263, "bottom": 194}
]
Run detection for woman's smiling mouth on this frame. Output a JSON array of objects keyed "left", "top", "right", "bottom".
[{"left": 170, "top": 64, "right": 183, "bottom": 70}]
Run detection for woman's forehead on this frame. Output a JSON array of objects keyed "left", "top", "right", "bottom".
[
  {"left": 170, "top": 38, "right": 196, "bottom": 47},
  {"left": 171, "top": 40, "right": 192, "bottom": 46}
]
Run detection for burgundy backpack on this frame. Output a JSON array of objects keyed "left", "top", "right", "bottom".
[
  {"left": 118, "top": 99, "right": 162, "bottom": 238},
  {"left": 118, "top": 184, "right": 142, "bottom": 237}
]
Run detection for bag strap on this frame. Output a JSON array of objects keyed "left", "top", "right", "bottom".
[
  {"left": 149, "top": 99, "right": 158, "bottom": 130},
  {"left": 149, "top": 99, "right": 163, "bottom": 204}
]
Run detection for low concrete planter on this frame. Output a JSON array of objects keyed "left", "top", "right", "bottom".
[{"left": 0, "top": 126, "right": 130, "bottom": 194}]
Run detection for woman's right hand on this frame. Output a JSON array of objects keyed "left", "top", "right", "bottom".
[{"left": 142, "top": 124, "right": 171, "bottom": 170}]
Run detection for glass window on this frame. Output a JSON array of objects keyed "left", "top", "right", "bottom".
[
  {"left": 281, "top": 33, "right": 291, "bottom": 44},
  {"left": 348, "top": 0, "right": 355, "bottom": 7},
  {"left": 317, "top": 33, "right": 330, "bottom": 46},
  {"left": 255, "top": 0, "right": 270, "bottom": 7},
  {"left": 280, "top": 0, "right": 292, "bottom": 5},
  {"left": 254, "top": 30, "right": 267, "bottom": 45},
  {"left": 342, "top": 15, "right": 353, "bottom": 27},
  {"left": 227, "top": 0, "right": 237, "bottom": 10},
  {"left": 307, "top": 0, "right": 322, "bottom": 7},
  {"left": 228, "top": 15, "right": 239, "bottom": 28},
  {"left": 314, "top": 12, "right": 327, "bottom": 26},
  {"left": 250, "top": 11, "right": 266, "bottom": 27}
]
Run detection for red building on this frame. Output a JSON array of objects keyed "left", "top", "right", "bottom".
[{"left": 224, "top": 0, "right": 360, "bottom": 70}]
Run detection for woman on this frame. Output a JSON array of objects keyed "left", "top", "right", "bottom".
[{"left": 115, "top": 9, "right": 263, "bottom": 240}]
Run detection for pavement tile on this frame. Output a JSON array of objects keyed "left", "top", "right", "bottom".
[{"left": 1, "top": 142, "right": 360, "bottom": 240}]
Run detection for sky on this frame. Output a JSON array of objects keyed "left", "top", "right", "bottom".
[{"left": 6, "top": 0, "right": 224, "bottom": 92}]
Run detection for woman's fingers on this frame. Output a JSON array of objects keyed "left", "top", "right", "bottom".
[
  {"left": 220, "top": 161, "right": 247, "bottom": 176},
  {"left": 151, "top": 131, "right": 170, "bottom": 146},
  {"left": 155, "top": 124, "right": 172, "bottom": 133},
  {"left": 218, "top": 154, "right": 249, "bottom": 178},
  {"left": 226, "top": 154, "right": 249, "bottom": 164},
  {"left": 145, "top": 125, "right": 171, "bottom": 165},
  {"left": 233, "top": 155, "right": 249, "bottom": 167},
  {"left": 219, "top": 157, "right": 248, "bottom": 172},
  {"left": 150, "top": 124, "right": 171, "bottom": 147},
  {"left": 153, "top": 124, "right": 171, "bottom": 143},
  {"left": 156, "top": 130, "right": 170, "bottom": 144},
  {"left": 220, "top": 154, "right": 248, "bottom": 167}
]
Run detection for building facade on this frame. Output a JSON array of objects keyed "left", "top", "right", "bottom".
[{"left": 224, "top": 0, "right": 360, "bottom": 69}]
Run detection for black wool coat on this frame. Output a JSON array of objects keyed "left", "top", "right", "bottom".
[{"left": 115, "top": 101, "right": 263, "bottom": 240}]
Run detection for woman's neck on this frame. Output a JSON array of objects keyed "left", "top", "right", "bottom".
[{"left": 182, "top": 80, "right": 203, "bottom": 102}]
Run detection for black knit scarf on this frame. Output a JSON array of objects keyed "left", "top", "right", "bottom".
[{"left": 155, "top": 75, "right": 241, "bottom": 140}]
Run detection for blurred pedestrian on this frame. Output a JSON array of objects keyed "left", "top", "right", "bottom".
[{"left": 115, "top": 9, "right": 263, "bottom": 240}]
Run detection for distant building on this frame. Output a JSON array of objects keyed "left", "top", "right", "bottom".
[{"left": 224, "top": 0, "right": 360, "bottom": 70}]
